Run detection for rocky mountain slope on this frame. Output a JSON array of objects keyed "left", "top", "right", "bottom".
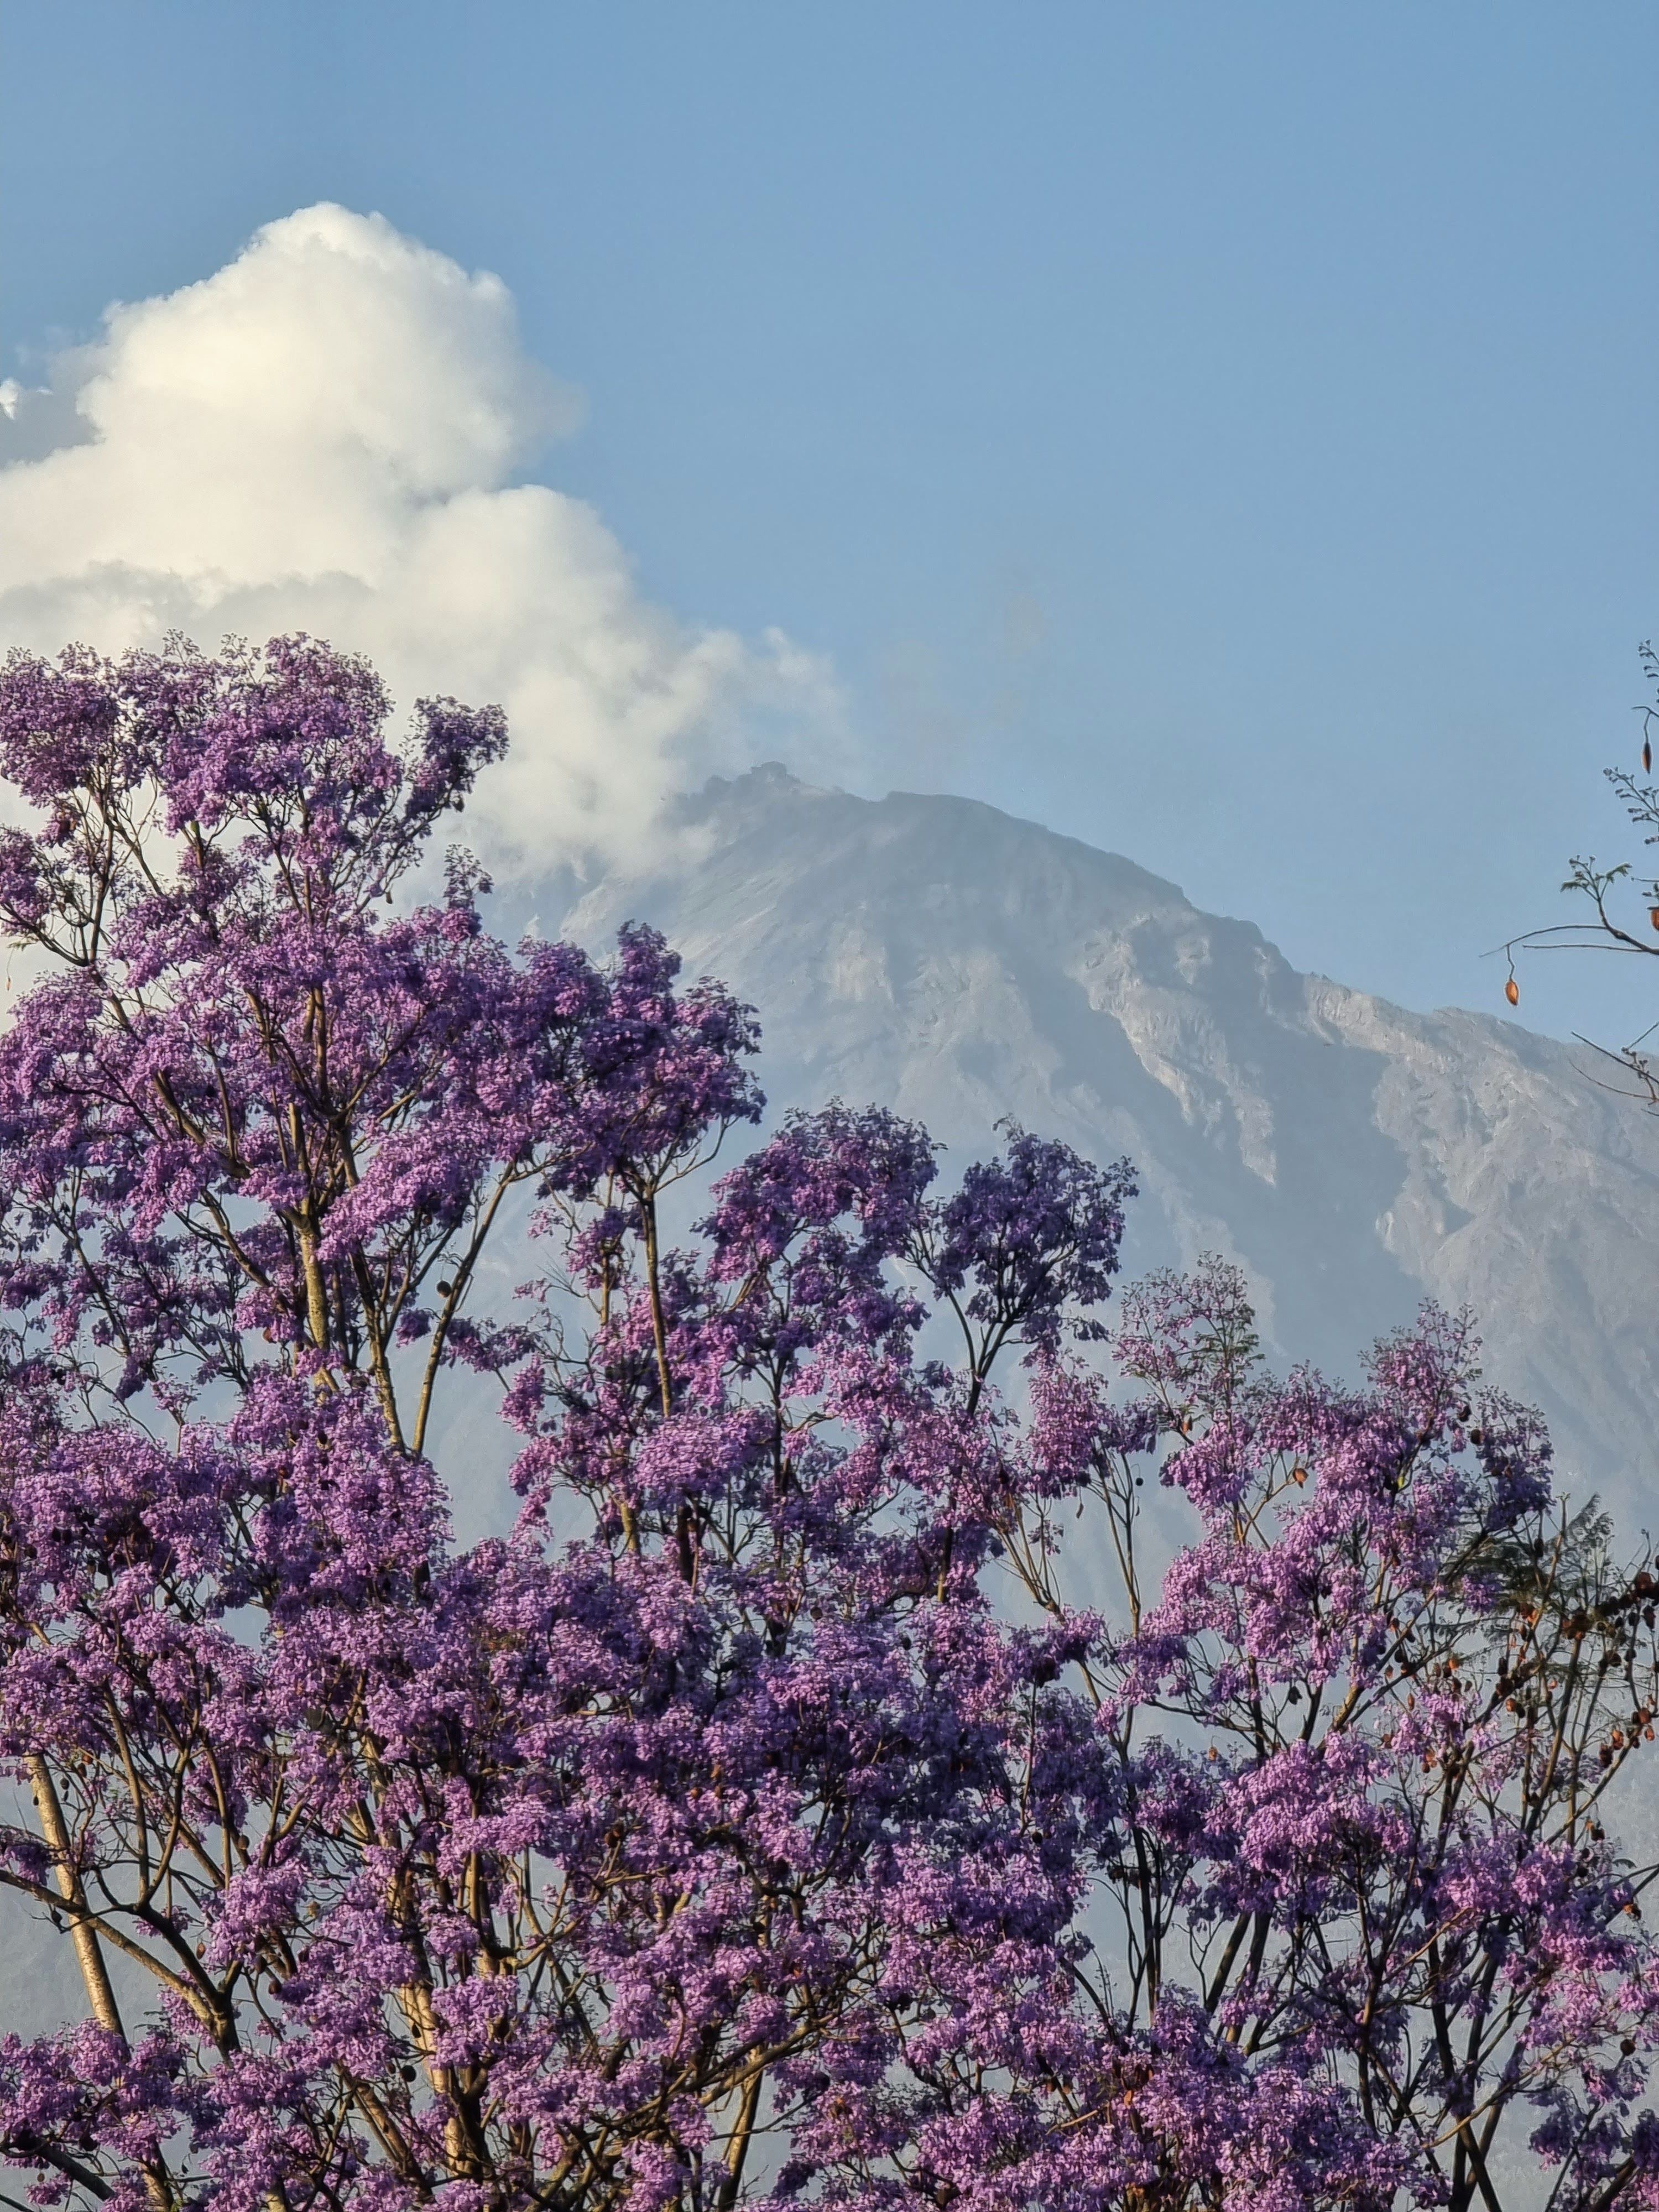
[{"left": 560, "top": 764, "right": 1659, "bottom": 1526}]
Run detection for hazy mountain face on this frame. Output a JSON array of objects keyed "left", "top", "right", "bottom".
[{"left": 559, "top": 765, "right": 1659, "bottom": 1526}]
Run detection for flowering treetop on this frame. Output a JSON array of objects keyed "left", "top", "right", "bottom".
[{"left": 0, "top": 636, "right": 1654, "bottom": 2212}]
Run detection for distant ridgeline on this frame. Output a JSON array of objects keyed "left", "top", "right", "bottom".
[{"left": 560, "top": 763, "right": 1659, "bottom": 1525}]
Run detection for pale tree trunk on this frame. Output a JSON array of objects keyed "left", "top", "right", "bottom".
[{"left": 28, "top": 1756, "right": 173, "bottom": 2211}]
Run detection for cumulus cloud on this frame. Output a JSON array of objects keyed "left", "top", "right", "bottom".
[{"left": 0, "top": 204, "right": 842, "bottom": 872}]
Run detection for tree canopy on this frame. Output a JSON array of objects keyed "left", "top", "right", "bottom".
[{"left": 0, "top": 638, "right": 1655, "bottom": 2212}]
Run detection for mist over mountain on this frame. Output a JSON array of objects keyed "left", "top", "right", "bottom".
[{"left": 559, "top": 763, "right": 1659, "bottom": 1528}]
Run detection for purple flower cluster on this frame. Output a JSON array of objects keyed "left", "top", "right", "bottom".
[{"left": 0, "top": 638, "right": 1654, "bottom": 2212}]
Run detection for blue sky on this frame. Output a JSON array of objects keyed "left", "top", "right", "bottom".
[{"left": 2, "top": 2, "right": 1655, "bottom": 1040}]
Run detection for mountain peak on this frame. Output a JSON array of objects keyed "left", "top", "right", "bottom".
[
  {"left": 561, "top": 775, "right": 1659, "bottom": 1519},
  {"left": 678, "top": 763, "right": 1206, "bottom": 928}
]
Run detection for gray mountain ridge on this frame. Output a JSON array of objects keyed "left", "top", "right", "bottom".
[{"left": 557, "top": 761, "right": 1659, "bottom": 1527}]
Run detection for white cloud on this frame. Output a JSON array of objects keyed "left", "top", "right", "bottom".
[{"left": 0, "top": 204, "right": 842, "bottom": 872}]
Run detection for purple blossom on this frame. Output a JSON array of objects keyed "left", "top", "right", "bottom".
[{"left": 0, "top": 640, "right": 1651, "bottom": 2211}]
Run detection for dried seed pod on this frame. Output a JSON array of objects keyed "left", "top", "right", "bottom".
[{"left": 1505, "top": 976, "right": 1520, "bottom": 1006}]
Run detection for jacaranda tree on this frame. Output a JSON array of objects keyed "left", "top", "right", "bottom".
[{"left": 0, "top": 637, "right": 1657, "bottom": 2212}]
